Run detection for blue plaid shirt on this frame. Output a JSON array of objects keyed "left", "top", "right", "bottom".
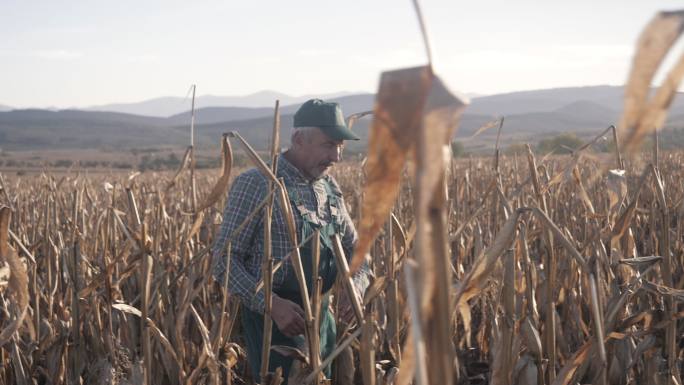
[{"left": 212, "top": 154, "right": 370, "bottom": 314}]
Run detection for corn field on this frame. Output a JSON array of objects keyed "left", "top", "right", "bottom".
[
  {"left": 1, "top": 135, "right": 684, "bottom": 385},
  {"left": 1, "top": 7, "right": 684, "bottom": 385}
]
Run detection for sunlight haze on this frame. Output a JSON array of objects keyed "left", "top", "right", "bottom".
[{"left": 1, "top": 0, "right": 682, "bottom": 108}]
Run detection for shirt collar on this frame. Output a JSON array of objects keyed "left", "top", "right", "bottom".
[
  {"left": 277, "top": 153, "right": 327, "bottom": 185},
  {"left": 277, "top": 153, "right": 310, "bottom": 184}
]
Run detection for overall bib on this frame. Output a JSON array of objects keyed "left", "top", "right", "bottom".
[{"left": 241, "top": 179, "right": 343, "bottom": 382}]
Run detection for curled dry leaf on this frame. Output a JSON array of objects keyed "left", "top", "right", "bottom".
[
  {"left": 185, "top": 211, "right": 205, "bottom": 242},
  {"left": 188, "top": 305, "right": 220, "bottom": 385},
  {"left": 346, "top": 110, "right": 373, "bottom": 131},
  {"left": 390, "top": 213, "right": 407, "bottom": 269},
  {"left": 620, "top": 10, "right": 684, "bottom": 152},
  {"left": 469, "top": 117, "right": 502, "bottom": 139},
  {"left": 619, "top": 256, "right": 663, "bottom": 271},
  {"left": 642, "top": 281, "right": 684, "bottom": 302},
  {"left": 166, "top": 146, "right": 192, "bottom": 191},
  {"left": 350, "top": 66, "right": 467, "bottom": 274},
  {"left": 112, "top": 302, "right": 143, "bottom": 317},
  {"left": 363, "top": 276, "right": 388, "bottom": 307},
  {"left": 196, "top": 134, "right": 233, "bottom": 212},
  {"left": 612, "top": 194, "right": 640, "bottom": 243},
  {"left": 225, "top": 345, "right": 239, "bottom": 369},
  {"left": 270, "top": 345, "right": 309, "bottom": 364}
]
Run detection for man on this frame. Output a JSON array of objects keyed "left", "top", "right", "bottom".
[{"left": 212, "top": 99, "right": 370, "bottom": 383}]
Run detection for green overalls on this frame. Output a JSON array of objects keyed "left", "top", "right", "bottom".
[{"left": 241, "top": 179, "right": 343, "bottom": 383}]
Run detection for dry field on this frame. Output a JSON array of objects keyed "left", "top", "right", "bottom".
[
  {"left": 1, "top": 9, "right": 683, "bottom": 385},
  {"left": 0, "top": 137, "right": 683, "bottom": 384}
]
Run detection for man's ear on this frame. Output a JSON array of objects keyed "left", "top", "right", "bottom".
[{"left": 292, "top": 130, "right": 302, "bottom": 148}]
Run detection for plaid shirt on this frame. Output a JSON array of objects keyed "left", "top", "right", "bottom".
[{"left": 212, "top": 154, "right": 370, "bottom": 314}]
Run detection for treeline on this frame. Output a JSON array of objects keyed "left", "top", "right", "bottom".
[
  {"left": 451, "top": 126, "right": 684, "bottom": 157},
  {"left": 0, "top": 158, "right": 133, "bottom": 169}
]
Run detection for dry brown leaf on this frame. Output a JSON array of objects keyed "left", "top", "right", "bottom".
[
  {"left": 350, "top": 66, "right": 433, "bottom": 273},
  {"left": 414, "top": 74, "right": 467, "bottom": 309},
  {"left": 469, "top": 117, "right": 502, "bottom": 139},
  {"left": 521, "top": 317, "right": 543, "bottom": 359},
  {"left": 390, "top": 212, "right": 407, "bottom": 268},
  {"left": 189, "top": 305, "right": 220, "bottom": 385},
  {"left": 572, "top": 166, "right": 595, "bottom": 214},
  {"left": 185, "top": 211, "right": 205, "bottom": 242},
  {"left": 642, "top": 281, "right": 684, "bottom": 302},
  {"left": 346, "top": 110, "right": 373, "bottom": 130},
  {"left": 620, "top": 10, "right": 684, "bottom": 151},
  {"left": 115, "top": 301, "right": 186, "bottom": 379},
  {"left": 229, "top": 131, "right": 279, "bottom": 185},
  {"left": 112, "top": 302, "right": 142, "bottom": 317},
  {"left": 619, "top": 256, "right": 662, "bottom": 271},
  {"left": 270, "top": 345, "right": 309, "bottom": 364},
  {"left": 453, "top": 209, "right": 521, "bottom": 309},
  {"left": 543, "top": 155, "right": 580, "bottom": 194},
  {"left": 0, "top": 207, "right": 29, "bottom": 348},
  {"left": 550, "top": 340, "right": 592, "bottom": 385},
  {"left": 612, "top": 195, "right": 639, "bottom": 241},
  {"left": 530, "top": 207, "right": 587, "bottom": 267},
  {"left": 196, "top": 134, "right": 233, "bottom": 212},
  {"left": 165, "top": 146, "right": 192, "bottom": 191},
  {"left": 363, "top": 276, "right": 388, "bottom": 306}
]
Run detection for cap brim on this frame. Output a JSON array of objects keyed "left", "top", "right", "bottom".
[{"left": 323, "top": 125, "right": 361, "bottom": 141}]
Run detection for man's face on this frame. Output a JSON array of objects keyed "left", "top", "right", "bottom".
[{"left": 294, "top": 128, "right": 344, "bottom": 179}]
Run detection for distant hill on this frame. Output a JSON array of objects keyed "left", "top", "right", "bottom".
[
  {"left": 0, "top": 109, "right": 184, "bottom": 149},
  {"left": 3, "top": 85, "right": 684, "bottom": 152},
  {"left": 0, "top": 104, "right": 12, "bottom": 112},
  {"left": 167, "top": 106, "right": 275, "bottom": 126},
  {"left": 86, "top": 90, "right": 358, "bottom": 117},
  {"left": 186, "top": 112, "right": 373, "bottom": 153},
  {"left": 468, "top": 85, "right": 684, "bottom": 116},
  {"left": 168, "top": 93, "right": 375, "bottom": 126}
]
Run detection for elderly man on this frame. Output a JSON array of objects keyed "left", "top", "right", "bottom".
[{"left": 212, "top": 99, "right": 369, "bottom": 382}]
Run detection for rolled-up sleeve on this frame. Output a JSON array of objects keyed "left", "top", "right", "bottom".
[{"left": 212, "top": 170, "right": 268, "bottom": 314}]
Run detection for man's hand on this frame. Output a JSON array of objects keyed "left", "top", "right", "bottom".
[
  {"left": 337, "top": 287, "right": 362, "bottom": 325},
  {"left": 271, "top": 295, "right": 306, "bottom": 337}
]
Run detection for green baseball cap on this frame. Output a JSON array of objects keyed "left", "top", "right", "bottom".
[{"left": 293, "top": 99, "right": 360, "bottom": 141}]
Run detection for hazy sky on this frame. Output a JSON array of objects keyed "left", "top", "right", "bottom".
[{"left": 1, "top": 0, "right": 682, "bottom": 108}]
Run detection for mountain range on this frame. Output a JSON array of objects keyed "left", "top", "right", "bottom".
[
  {"left": 83, "top": 90, "right": 358, "bottom": 117},
  {"left": 2, "top": 85, "right": 683, "bottom": 152}
]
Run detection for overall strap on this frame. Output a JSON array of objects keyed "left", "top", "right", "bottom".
[
  {"left": 285, "top": 179, "right": 342, "bottom": 251},
  {"left": 319, "top": 178, "right": 343, "bottom": 251}
]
